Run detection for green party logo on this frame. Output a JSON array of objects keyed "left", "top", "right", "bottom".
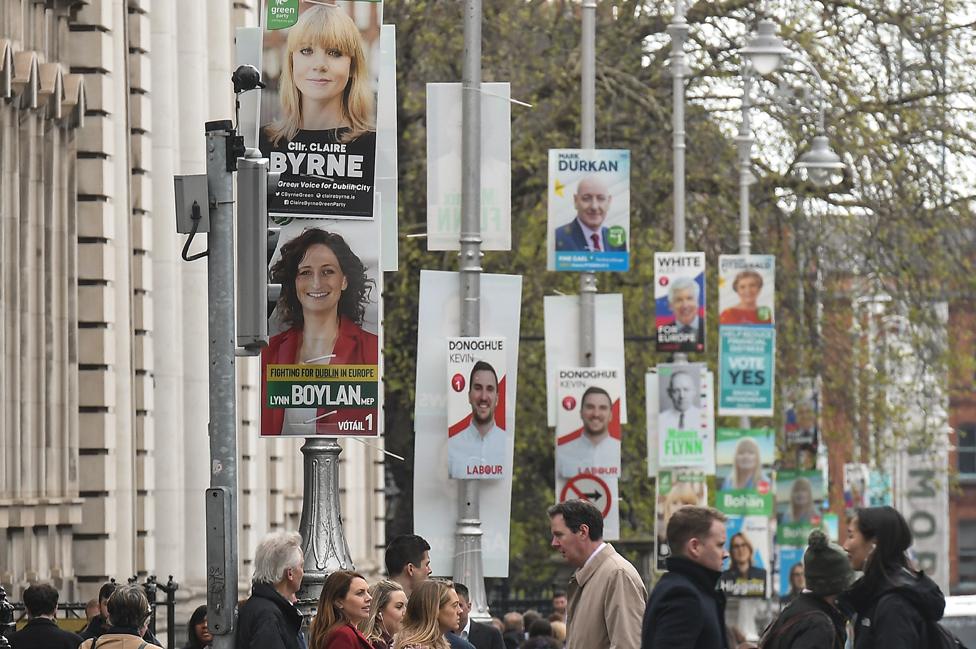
[
  {"left": 756, "top": 306, "right": 772, "bottom": 323},
  {"left": 606, "top": 225, "right": 626, "bottom": 249},
  {"left": 267, "top": 0, "right": 299, "bottom": 30}
]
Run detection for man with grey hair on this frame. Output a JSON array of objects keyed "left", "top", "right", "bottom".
[
  {"left": 235, "top": 531, "right": 306, "bottom": 649},
  {"left": 657, "top": 276, "right": 703, "bottom": 350}
]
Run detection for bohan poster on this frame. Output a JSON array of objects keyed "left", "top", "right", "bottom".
[
  {"left": 715, "top": 428, "right": 775, "bottom": 517},
  {"left": 446, "top": 337, "right": 509, "bottom": 480},
  {"left": 776, "top": 469, "right": 826, "bottom": 545},
  {"left": 547, "top": 149, "right": 630, "bottom": 272},
  {"left": 261, "top": 218, "right": 381, "bottom": 437},
  {"left": 657, "top": 363, "right": 715, "bottom": 469},
  {"left": 654, "top": 252, "right": 706, "bottom": 353},
  {"left": 718, "top": 254, "right": 776, "bottom": 416},
  {"left": 260, "top": 0, "right": 382, "bottom": 219}
]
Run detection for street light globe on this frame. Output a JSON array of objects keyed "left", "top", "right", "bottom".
[
  {"left": 740, "top": 19, "right": 792, "bottom": 75},
  {"left": 796, "top": 135, "right": 845, "bottom": 187}
]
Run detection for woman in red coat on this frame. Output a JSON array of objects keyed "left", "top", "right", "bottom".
[
  {"left": 308, "top": 570, "right": 374, "bottom": 649},
  {"left": 261, "top": 228, "right": 379, "bottom": 435}
]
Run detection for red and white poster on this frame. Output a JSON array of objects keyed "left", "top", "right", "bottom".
[{"left": 446, "top": 337, "right": 508, "bottom": 480}]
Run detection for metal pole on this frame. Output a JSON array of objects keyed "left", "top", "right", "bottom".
[
  {"left": 579, "top": 0, "right": 597, "bottom": 366},
  {"left": 204, "top": 122, "right": 239, "bottom": 649},
  {"left": 454, "top": 0, "right": 490, "bottom": 623},
  {"left": 668, "top": 0, "right": 689, "bottom": 365},
  {"left": 296, "top": 438, "right": 354, "bottom": 613},
  {"left": 735, "top": 66, "right": 754, "bottom": 428}
]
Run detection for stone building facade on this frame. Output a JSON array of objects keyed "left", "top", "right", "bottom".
[{"left": 0, "top": 0, "right": 386, "bottom": 619}]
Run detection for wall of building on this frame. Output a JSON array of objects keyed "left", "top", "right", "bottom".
[{"left": 0, "top": 0, "right": 387, "bottom": 626}]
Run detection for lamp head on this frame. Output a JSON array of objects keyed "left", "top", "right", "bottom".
[
  {"left": 796, "top": 135, "right": 845, "bottom": 187},
  {"left": 740, "top": 19, "right": 791, "bottom": 75}
]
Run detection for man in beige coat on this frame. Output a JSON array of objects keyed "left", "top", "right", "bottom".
[{"left": 548, "top": 499, "right": 647, "bottom": 649}]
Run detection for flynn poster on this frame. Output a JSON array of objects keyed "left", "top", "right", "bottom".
[
  {"left": 547, "top": 149, "right": 630, "bottom": 272},
  {"left": 656, "top": 363, "right": 715, "bottom": 469},
  {"left": 261, "top": 218, "right": 382, "bottom": 437},
  {"left": 718, "top": 255, "right": 776, "bottom": 416},
  {"left": 446, "top": 337, "right": 509, "bottom": 480},
  {"left": 261, "top": 1, "right": 383, "bottom": 219},
  {"left": 654, "top": 252, "right": 706, "bottom": 353}
]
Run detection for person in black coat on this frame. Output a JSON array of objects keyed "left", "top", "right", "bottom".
[
  {"left": 8, "top": 583, "right": 83, "bottom": 649},
  {"left": 759, "top": 530, "right": 854, "bottom": 649},
  {"left": 453, "top": 583, "right": 505, "bottom": 649},
  {"left": 842, "top": 506, "right": 947, "bottom": 649},
  {"left": 641, "top": 506, "right": 729, "bottom": 649},
  {"left": 235, "top": 531, "right": 307, "bottom": 649}
]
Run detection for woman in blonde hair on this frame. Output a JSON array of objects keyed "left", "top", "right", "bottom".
[
  {"left": 356, "top": 579, "right": 407, "bottom": 649},
  {"left": 308, "top": 570, "right": 373, "bottom": 649},
  {"left": 781, "top": 477, "right": 818, "bottom": 524},
  {"left": 393, "top": 580, "right": 461, "bottom": 649},
  {"left": 264, "top": 4, "right": 374, "bottom": 146},
  {"left": 721, "top": 436, "right": 769, "bottom": 491}
]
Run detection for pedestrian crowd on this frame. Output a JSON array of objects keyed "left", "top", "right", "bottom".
[{"left": 3, "top": 501, "right": 957, "bottom": 649}]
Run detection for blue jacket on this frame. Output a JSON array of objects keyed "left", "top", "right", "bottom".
[
  {"left": 641, "top": 556, "right": 728, "bottom": 649},
  {"left": 554, "top": 220, "right": 626, "bottom": 252}
]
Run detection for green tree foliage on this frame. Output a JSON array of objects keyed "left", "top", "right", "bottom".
[{"left": 381, "top": 0, "right": 976, "bottom": 590}]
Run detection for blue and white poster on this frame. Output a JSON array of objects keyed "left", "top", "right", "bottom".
[{"left": 547, "top": 149, "right": 630, "bottom": 272}]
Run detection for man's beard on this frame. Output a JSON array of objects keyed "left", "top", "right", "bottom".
[
  {"left": 583, "top": 423, "right": 608, "bottom": 437},
  {"left": 473, "top": 407, "right": 494, "bottom": 426}
]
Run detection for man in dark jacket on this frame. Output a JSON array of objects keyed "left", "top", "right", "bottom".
[
  {"left": 453, "top": 583, "right": 505, "bottom": 649},
  {"left": 759, "top": 530, "right": 854, "bottom": 649},
  {"left": 235, "top": 531, "right": 306, "bottom": 649},
  {"left": 641, "top": 506, "right": 729, "bottom": 649},
  {"left": 78, "top": 581, "right": 117, "bottom": 641},
  {"left": 8, "top": 583, "right": 83, "bottom": 649}
]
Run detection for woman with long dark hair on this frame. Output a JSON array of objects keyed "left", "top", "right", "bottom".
[
  {"left": 843, "top": 506, "right": 946, "bottom": 649},
  {"left": 308, "top": 570, "right": 373, "bottom": 649},
  {"left": 182, "top": 605, "right": 212, "bottom": 649}
]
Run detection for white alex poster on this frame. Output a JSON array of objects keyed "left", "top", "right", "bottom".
[
  {"left": 654, "top": 252, "right": 706, "bottom": 353},
  {"left": 446, "top": 337, "right": 509, "bottom": 480},
  {"left": 547, "top": 149, "right": 631, "bottom": 272},
  {"left": 413, "top": 270, "right": 522, "bottom": 577},
  {"left": 260, "top": 1, "right": 383, "bottom": 220},
  {"left": 426, "top": 82, "right": 511, "bottom": 250},
  {"left": 656, "top": 363, "right": 715, "bottom": 470},
  {"left": 377, "top": 24, "right": 398, "bottom": 270},
  {"left": 554, "top": 368, "right": 624, "bottom": 480},
  {"left": 543, "top": 294, "right": 627, "bottom": 426}
]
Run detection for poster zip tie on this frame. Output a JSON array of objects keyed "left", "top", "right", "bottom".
[
  {"left": 406, "top": 233, "right": 428, "bottom": 238},
  {"left": 304, "top": 410, "right": 338, "bottom": 424},
  {"left": 348, "top": 436, "right": 406, "bottom": 461},
  {"left": 303, "top": 354, "right": 336, "bottom": 363},
  {"left": 461, "top": 85, "right": 533, "bottom": 109},
  {"left": 304, "top": 0, "right": 340, "bottom": 7}
]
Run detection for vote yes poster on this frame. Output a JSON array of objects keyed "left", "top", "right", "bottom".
[
  {"left": 446, "top": 337, "right": 508, "bottom": 480},
  {"left": 260, "top": 1, "right": 383, "bottom": 220},
  {"left": 654, "top": 252, "right": 706, "bottom": 353},
  {"left": 718, "top": 255, "right": 776, "bottom": 416}
]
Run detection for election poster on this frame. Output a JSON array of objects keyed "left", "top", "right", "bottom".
[
  {"left": 377, "top": 24, "right": 398, "bottom": 270},
  {"left": 775, "top": 470, "right": 825, "bottom": 545},
  {"left": 555, "top": 368, "right": 623, "bottom": 480},
  {"left": 654, "top": 469, "right": 707, "bottom": 572},
  {"left": 261, "top": 217, "right": 382, "bottom": 437},
  {"left": 547, "top": 149, "right": 630, "bottom": 272},
  {"left": 784, "top": 379, "right": 819, "bottom": 470},
  {"left": 543, "top": 294, "right": 627, "bottom": 426},
  {"left": 413, "top": 270, "right": 522, "bottom": 577},
  {"left": 718, "top": 326, "right": 776, "bottom": 416},
  {"left": 867, "top": 469, "right": 893, "bottom": 507},
  {"left": 777, "top": 546, "right": 806, "bottom": 600},
  {"left": 446, "top": 337, "right": 508, "bottom": 480},
  {"left": 426, "top": 82, "right": 511, "bottom": 250},
  {"left": 718, "top": 255, "right": 775, "bottom": 326},
  {"left": 657, "top": 363, "right": 714, "bottom": 468},
  {"left": 844, "top": 462, "right": 870, "bottom": 514},
  {"left": 260, "top": 1, "right": 383, "bottom": 220},
  {"left": 647, "top": 368, "right": 716, "bottom": 476},
  {"left": 720, "top": 515, "right": 770, "bottom": 598},
  {"left": 654, "top": 252, "right": 706, "bottom": 353},
  {"left": 715, "top": 428, "right": 774, "bottom": 516}
]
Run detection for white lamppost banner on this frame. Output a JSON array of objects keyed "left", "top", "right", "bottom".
[
  {"left": 426, "top": 83, "right": 512, "bottom": 250},
  {"left": 413, "top": 270, "right": 522, "bottom": 578}
]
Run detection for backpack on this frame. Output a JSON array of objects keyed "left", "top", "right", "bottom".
[{"left": 926, "top": 620, "right": 969, "bottom": 649}]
